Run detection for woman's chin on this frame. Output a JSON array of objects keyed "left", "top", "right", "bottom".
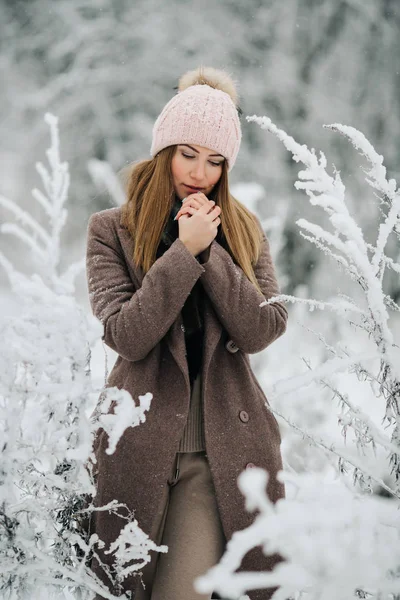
[{"left": 174, "top": 188, "right": 185, "bottom": 201}]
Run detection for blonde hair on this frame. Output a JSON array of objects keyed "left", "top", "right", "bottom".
[{"left": 120, "top": 145, "right": 264, "bottom": 295}]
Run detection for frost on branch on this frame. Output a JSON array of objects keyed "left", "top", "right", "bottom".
[
  {"left": 0, "top": 113, "right": 158, "bottom": 600},
  {"left": 0, "top": 113, "right": 82, "bottom": 295},
  {"left": 94, "top": 387, "right": 152, "bottom": 456},
  {"left": 196, "top": 469, "right": 400, "bottom": 600},
  {"left": 247, "top": 114, "right": 400, "bottom": 486},
  {"left": 105, "top": 519, "right": 167, "bottom": 582},
  {"left": 195, "top": 117, "right": 400, "bottom": 600}
]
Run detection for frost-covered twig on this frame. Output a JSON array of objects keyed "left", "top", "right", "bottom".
[
  {"left": 0, "top": 113, "right": 159, "bottom": 600},
  {"left": 196, "top": 468, "right": 400, "bottom": 600},
  {"left": 0, "top": 113, "right": 83, "bottom": 294},
  {"left": 324, "top": 124, "right": 400, "bottom": 281},
  {"left": 262, "top": 292, "right": 367, "bottom": 316},
  {"left": 248, "top": 115, "right": 400, "bottom": 482},
  {"left": 270, "top": 349, "right": 378, "bottom": 399},
  {"left": 199, "top": 117, "right": 400, "bottom": 600},
  {"left": 269, "top": 406, "right": 398, "bottom": 499},
  {"left": 87, "top": 158, "right": 126, "bottom": 207}
]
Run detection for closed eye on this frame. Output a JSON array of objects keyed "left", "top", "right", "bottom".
[{"left": 182, "top": 152, "right": 223, "bottom": 167}]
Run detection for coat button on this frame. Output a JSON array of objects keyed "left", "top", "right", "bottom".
[
  {"left": 246, "top": 462, "right": 256, "bottom": 469},
  {"left": 239, "top": 410, "right": 249, "bottom": 423},
  {"left": 225, "top": 339, "right": 239, "bottom": 353}
]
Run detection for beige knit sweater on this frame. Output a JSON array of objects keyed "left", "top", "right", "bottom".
[{"left": 178, "top": 373, "right": 205, "bottom": 452}]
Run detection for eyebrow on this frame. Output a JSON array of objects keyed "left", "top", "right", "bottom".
[{"left": 179, "top": 144, "right": 225, "bottom": 159}]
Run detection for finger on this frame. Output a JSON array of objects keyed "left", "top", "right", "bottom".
[
  {"left": 175, "top": 206, "right": 197, "bottom": 220},
  {"left": 176, "top": 211, "right": 191, "bottom": 221},
  {"left": 175, "top": 206, "right": 195, "bottom": 219},
  {"left": 182, "top": 199, "right": 200, "bottom": 206},
  {"left": 198, "top": 200, "right": 217, "bottom": 216},
  {"left": 176, "top": 201, "right": 220, "bottom": 220},
  {"left": 181, "top": 199, "right": 202, "bottom": 211},
  {"left": 184, "top": 192, "right": 209, "bottom": 206},
  {"left": 200, "top": 199, "right": 216, "bottom": 215},
  {"left": 179, "top": 199, "right": 207, "bottom": 216},
  {"left": 205, "top": 205, "right": 221, "bottom": 220}
]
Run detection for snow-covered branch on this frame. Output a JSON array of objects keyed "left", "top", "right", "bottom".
[
  {"left": 196, "top": 469, "right": 400, "bottom": 600},
  {"left": 197, "top": 116, "right": 400, "bottom": 600},
  {"left": 0, "top": 113, "right": 159, "bottom": 600}
]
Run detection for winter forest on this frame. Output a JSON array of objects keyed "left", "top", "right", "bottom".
[{"left": 1, "top": 1, "right": 400, "bottom": 599}]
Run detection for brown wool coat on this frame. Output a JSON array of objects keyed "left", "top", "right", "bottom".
[{"left": 85, "top": 206, "right": 288, "bottom": 600}]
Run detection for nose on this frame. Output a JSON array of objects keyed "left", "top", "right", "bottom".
[{"left": 190, "top": 160, "right": 206, "bottom": 182}]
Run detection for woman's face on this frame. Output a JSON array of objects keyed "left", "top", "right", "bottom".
[{"left": 171, "top": 144, "right": 225, "bottom": 200}]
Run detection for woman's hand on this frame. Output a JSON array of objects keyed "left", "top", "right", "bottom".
[
  {"left": 175, "top": 192, "right": 218, "bottom": 221},
  {"left": 177, "top": 194, "right": 221, "bottom": 257}
]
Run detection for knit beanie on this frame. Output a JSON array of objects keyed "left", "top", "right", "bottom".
[{"left": 150, "top": 66, "right": 242, "bottom": 171}]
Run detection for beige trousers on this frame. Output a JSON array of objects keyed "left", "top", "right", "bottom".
[{"left": 135, "top": 448, "right": 227, "bottom": 600}]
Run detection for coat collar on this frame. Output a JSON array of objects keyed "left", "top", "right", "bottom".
[{"left": 116, "top": 207, "right": 222, "bottom": 389}]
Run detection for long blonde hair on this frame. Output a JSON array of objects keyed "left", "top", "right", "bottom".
[{"left": 120, "top": 145, "right": 264, "bottom": 295}]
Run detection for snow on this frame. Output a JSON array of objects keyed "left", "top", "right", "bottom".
[
  {"left": 0, "top": 114, "right": 161, "bottom": 600},
  {"left": 0, "top": 90, "right": 399, "bottom": 600},
  {"left": 195, "top": 115, "right": 400, "bottom": 599}
]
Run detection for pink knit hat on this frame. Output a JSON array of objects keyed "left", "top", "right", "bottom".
[{"left": 150, "top": 67, "right": 242, "bottom": 172}]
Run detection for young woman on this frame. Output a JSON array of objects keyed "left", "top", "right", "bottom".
[{"left": 85, "top": 66, "right": 288, "bottom": 600}]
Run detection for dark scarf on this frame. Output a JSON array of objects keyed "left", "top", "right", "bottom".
[{"left": 156, "top": 195, "right": 228, "bottom": 389}]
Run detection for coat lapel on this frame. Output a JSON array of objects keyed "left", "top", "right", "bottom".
[{"left": 116, "top": 215, "right": 222, "bottom": 388}]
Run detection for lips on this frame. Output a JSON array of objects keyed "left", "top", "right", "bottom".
[{"left": 184, "top": 185, "right": 204, "bottom": 192}]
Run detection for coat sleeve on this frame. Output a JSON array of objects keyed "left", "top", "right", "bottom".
[
  {"left": 86, "top": 212, "right": 205, "bottom": 362},
  {"left": 199, "top": 224, "right": 288, "bottom": 354}
]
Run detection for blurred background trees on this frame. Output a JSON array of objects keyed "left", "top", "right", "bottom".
[
  {"left": 1, "top": 0, "right": 399, "bottom": 302},
  {"left": 1, "top": 7, "right": 400, "bottom": 595}
]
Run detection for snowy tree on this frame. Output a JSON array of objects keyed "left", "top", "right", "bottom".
[
  {"left": 1, "top": 0, "right": 399, "bottom": 305},
  {"left": 196, "top": 117, "right": 400, "bottom": 600},
  {"left": 0, "top": 113, "right": 161, "bottom": 600}
]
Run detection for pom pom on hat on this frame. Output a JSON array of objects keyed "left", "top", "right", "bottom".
[
  {"left": 150, "top": 66, "right": 242, "bottom": 172},
  {"left": 178, "top": 66, "right": 240, "bottom": 107}
]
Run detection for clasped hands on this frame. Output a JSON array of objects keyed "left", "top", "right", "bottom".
[
  {"left": 175, "top": 191, "right": 221, "bottom": 263},
  {"left": 174, "top": 191, "right": 220, "bottom": 221}
]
